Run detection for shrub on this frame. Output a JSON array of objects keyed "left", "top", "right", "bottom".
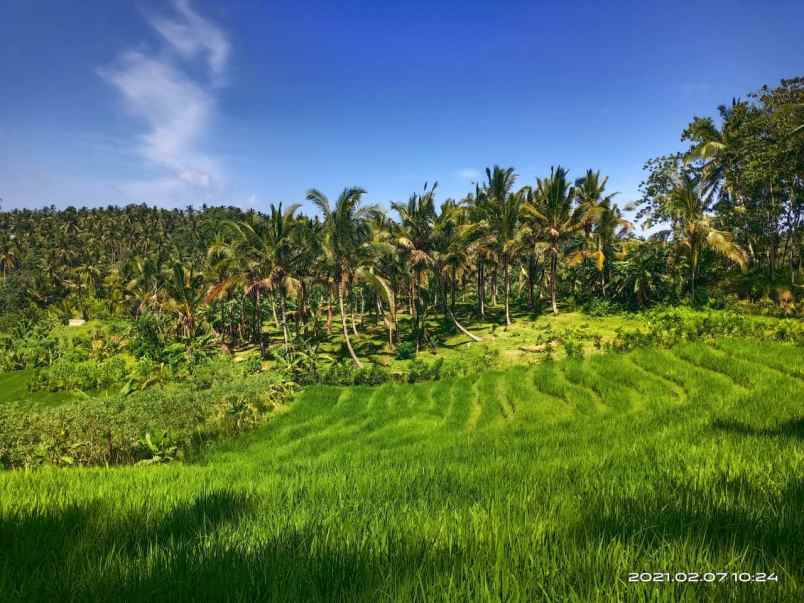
[
  {"left": 562, "top": 339, "right": 584, "bottom": 360},
  {"left": 395, "top": 341, "right": 416, "bottom": 360},
  {"left": 583, "top": 298, "right": 623, "bottom": 317},
  {"left": 318, "top": 361, "right": 360, "bottom": 386},
  {"left": 607, "top": 308, "right": 804, "bottom": 351},
  {"left": 241, "top": 354, "right": 263, "bottom": 375},
  {"left": 0, "top": 372, "right": 296, "bottom": 469},
  {"left": 407, "top": 358, "right": 443, "bottom": 383},
  {"left": 353, "top": 365, "right": 391, "bottom": 386},
  {"left": 29, "top": 356, "right": 130, "bottom": 393}
]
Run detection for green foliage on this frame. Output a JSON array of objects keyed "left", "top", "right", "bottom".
[
  {"left": 1, "top": 339, "right": 803, "bottom": 600},
  {"left": 29, "top": 356, "right": 130, "bottom": 393},
  {"left": 395, "top": 341, "right": 417, "bottom": 360},
  {"left": 561, "top": 338, "right": 585, "bottom": 360},
  {"left": 352, "top": 364, "right": 391, "bottom": 386},
  {"left": 609, "top": 307, "right": 804, "bottom": 351},
  {"left": 582, "top": 298, "right": 623, "bottom": 316},
  {"left": 130, "top": 312, "right": 170, "bottom": 359},
  {"left": 0, "top": 371, "right": 296, "bottom": 468},
  {"left": 239, "top": 354, "right": 263, "bottom": 375},
  {"left": 406, "top": 358, "right": 443, "bottom": 383}
]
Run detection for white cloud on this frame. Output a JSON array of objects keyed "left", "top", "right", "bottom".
[
  {"left": 457, "top": 168, "right": 480, "bottom": 181},
  {"left": 150, "top": 0, "right": 229, "bottom": 83},
  {"left": 99, "top": 0, "right": 228, "bottom": 204}
]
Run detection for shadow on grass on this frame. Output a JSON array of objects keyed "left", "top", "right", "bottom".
[
  {"left": 0, "top": 487, "right": 432, "bottom": 601},
  {"left": 574, "top": 477, "right": 804, "bottom": 568},
  {"left": 711, "top": 417, "right": 804, "bottom": 440}
]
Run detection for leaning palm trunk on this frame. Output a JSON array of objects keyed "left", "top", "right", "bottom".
[
  {"left": 338, "top": 278, "right": 362, "bottom": 367},
  {"left": 450, "top": 308, "right": 482, "bottom": 342}
]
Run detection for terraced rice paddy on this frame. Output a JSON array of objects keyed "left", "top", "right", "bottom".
[{"left": 1, "top": 338, "right": 803, "bottom": 601}]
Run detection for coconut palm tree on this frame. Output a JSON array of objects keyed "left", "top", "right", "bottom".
[
  {"left": 574, "top": 169, "right": 618, "bottom": 238},
  {"left": 161, "top": 261, "right": 206, "bottom": 340},
  {"left": 0, "top": 237, "right": 19, "bottom": 281},
  {"left": 393, "top": 183, "right": 438, "bottom": 346},
  {"left": 567, "top": 191, "right": 632, "bottom": 296},
  {"left": 432, "top": 200, "right": 483, "bottom": 341},
  {"left": 306, "top": 187, "right": 376, "bottom": 367},
  {"left": 666, "top": 173, "right": 748, "bottom": 300},
  {"left": 215, "top": 204, "right": 302, "bottom": 356},
  {"left": 477, "top": 166, "right": 520, "bottom": 326},
  {"left": 522, "top": 166, "right": 583, "bottom": 314}
]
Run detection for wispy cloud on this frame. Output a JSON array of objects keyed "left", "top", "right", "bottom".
[
  {"left": 150, "top": 0, "right": 229, "bottom": 84},
  {"left": 99, "top": 0, "right": 229, "bottom": 204},
  {"left": 457, "top": 168, "right": 480, "bottom": 181}
]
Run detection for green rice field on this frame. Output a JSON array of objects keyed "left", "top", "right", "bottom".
[{"left": 1, "top": 338, "right": 802, "bottom": 601}]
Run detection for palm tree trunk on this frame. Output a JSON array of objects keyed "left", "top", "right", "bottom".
[
  {"left": 450, "top": 308, "right": 482, "bottom": 342},
  {"left": 478, "top": 260, "right": 485, "bottom": 318},
  {"left": 504, "top": 257, "right": 512, "bottom": 326},
  {"left": 551, "top": 252, "right": 558, "bottom": 315},
  {"left": 255, "top": 288, "right": 265, "bottom": 358},
  {"left": 339, "top": 278, "right": 362, "bottom": 367},
  {"left": 270, "top": 294, "right": 281, "bottom": 331},
  {"left": 280, "top": 290, "right": 290, "bottom": 350},
  {"left": 451, "top": 267, "right": 457, "bottom": 310},
  {"left": 326, "top": 287, "right": 333, "bottom": 333}
]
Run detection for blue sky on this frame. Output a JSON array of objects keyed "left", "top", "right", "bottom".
[{"left": 1, "top": 0, "right": 802, "bottom": 228}]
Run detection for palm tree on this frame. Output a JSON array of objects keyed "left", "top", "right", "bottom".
[
  {"left": 568, "top": 173, "right": 632, "bottom": 296},
  {"left": 682, "top": 100, "right": 748, "bottom": 201},
  {"left": 522, "top": 166, "right": 583, "bottom": 314},
  {"left": 363, "top": 212, "right": 400, "bottom": 348},
  {"left": 393, "top": 183, "right": 437, "bottom": 346},
  {"left": 612, "top": 238, "right": 669, "bottom": 308},
  {"left": 306, "top": 187, "right": 376, "bottom": 367},
  {"left": 263, "top": 203, "right": 303, "bottom": 349},
  {"left": 125, "top": 256, "right": 161, "bottom": 317},
  {"left": 204, "top": 233, "right": 238, "bottom": 343},
  {"left": 0, "top": 237, "right": 19, "bottom": 281},
  {"left": 432, "top": 200, "right": 483, "bottom": 341},
  {"left": 592, "top": 200, "right": 633, "bottom": 294},
  {"left": 666, "top": 173, "right": 748, "bottom": 300},
  {"left": 162, "top": 261, "right": 206, "bottom": 340},
  {"left": 478, "top": 166, "right": 520, "bottom": 326},
  {"left": 215, "top": 204, "right": 301, "bottom": 356},
  {"left": 574, "top": 169, "right": 618, "bottom": 239}
]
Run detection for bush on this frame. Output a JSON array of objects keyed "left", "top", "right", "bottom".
[
  {"left": 395, "top": 341, "right": 416, "bottom": 360},
  {"left": 607, "top": 307, "right": 804, "bottom": 352},
  {"left": 0, "top": 372, "right": 296, "bottom": 469},
  {"left": 318, "top": 361, "right": 359, "bottom": 386},
  {"left": 583, "top": 298, "right": 623, "bottom": 317},
  {"left": 407, "top": 358, "right": 443, "bottom": 383},
  {"left": 0, "top": 324, "right": 57, "bottom": 372},
  {"left": 562, "top": 339, "right": 584, "bottom": 360},
  {"left": 353, "top": 365, "right": 391, "bottom": 386},
  {"left": 240, "top": 354, "right": 263, "bottom": 375},
  {"left": 29, "top": 356, "right": 130, "bottom": 393}
]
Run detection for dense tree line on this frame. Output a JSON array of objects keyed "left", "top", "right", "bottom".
[{"left": 1, "top": 78, "right": 801, "bottom": 364}]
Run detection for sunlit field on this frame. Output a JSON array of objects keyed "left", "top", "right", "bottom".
[
  {"left": 2, "top": 338, "right": 802, "bottom": 601},
  {"left": 1, "top": 2, "right": 802, "bottom": 599}
]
